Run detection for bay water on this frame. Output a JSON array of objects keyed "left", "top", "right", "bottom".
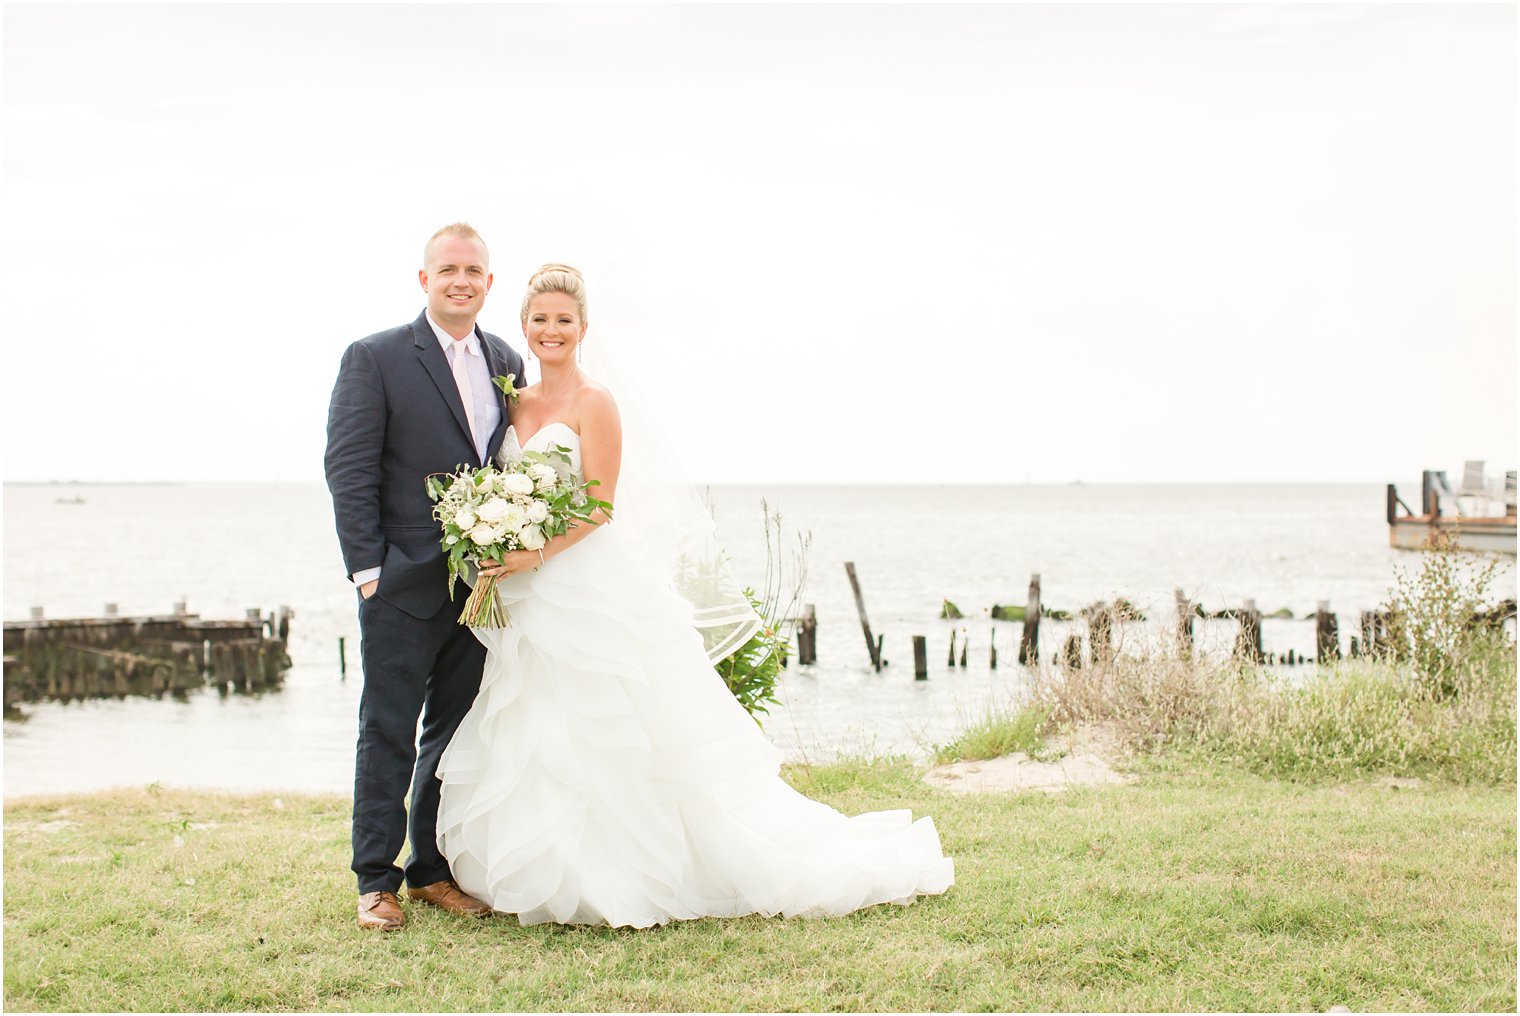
[{"left": 5, "top": 481, "right": 1512, "bottom": 797}]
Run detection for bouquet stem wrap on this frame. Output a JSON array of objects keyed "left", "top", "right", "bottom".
[{"left": 460, "top": 574, "right": 511, "bottom": 629}]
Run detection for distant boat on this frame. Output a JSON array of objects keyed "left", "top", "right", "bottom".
[
  {"left": 1387, "top": 462, "right": 1516, "bottom": 554},
  {"left": 53, "top": 496, "right": 86, "bottom": 505}
]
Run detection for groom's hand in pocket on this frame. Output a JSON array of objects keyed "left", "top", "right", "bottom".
[{"left": 360, "top": 579, "right": 379, "bottom": 600}]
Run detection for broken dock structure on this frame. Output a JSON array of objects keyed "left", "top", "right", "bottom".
[{"left": 3, "top": 603, "right": 292, "bottom": 710}]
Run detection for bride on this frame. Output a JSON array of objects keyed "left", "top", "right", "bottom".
[{"left": 435, "top": 264, "right": 953, "bottom": 928}]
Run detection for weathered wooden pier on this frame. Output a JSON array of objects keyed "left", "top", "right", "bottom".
[
  {"left": 3, "top": 603, "right": 292, "bottom": 711},
  {"left": 817, "top": 564, "right": 1515, "bottom": 676}
]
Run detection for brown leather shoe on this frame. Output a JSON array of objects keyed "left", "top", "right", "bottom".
[
  {"left": 357, "top": 891, "right": 406, "bottom": 931},
  {"left": 406, "top": 879, "right": 492, "bottom": 917}
]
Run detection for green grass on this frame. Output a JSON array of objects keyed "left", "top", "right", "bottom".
[
  {"left": 1029, "top": 640, "right": 1516, "bottom": 786},
  {"left": 5, "top": 763, "right": 1515, "bottom": 1012},
  {"left": 933, "top": 704, "right": 1051, "bottom": 763},
  {"left": 1172, "top": 655, "right": 1517, "bottom": 784}
]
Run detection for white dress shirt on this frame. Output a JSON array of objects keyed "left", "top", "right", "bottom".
[{"left": 426, "top": 312, "right": 502, "bottom": 462}]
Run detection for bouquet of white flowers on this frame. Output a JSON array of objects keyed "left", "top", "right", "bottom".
[{"left": 426, "top": 444, "right": 611, "bottom": 628}]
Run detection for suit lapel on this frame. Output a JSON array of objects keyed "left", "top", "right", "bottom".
[
  {"left": 478, "top": 328, "right": 514, "bottom": 463},
  {"left": 411, "top": 312, "right": 476, "bottom": 458}
]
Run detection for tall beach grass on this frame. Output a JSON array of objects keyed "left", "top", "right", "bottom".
[{"left": 936, "top": 539, "right": 1516, "bottom": 784}]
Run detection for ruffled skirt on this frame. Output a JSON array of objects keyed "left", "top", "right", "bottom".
[{"left": 435, "top": 525, "right": 953, "bottom": 928}]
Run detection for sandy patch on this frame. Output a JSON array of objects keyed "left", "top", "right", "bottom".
[{"left": 925, "top": 724, "right": 1134, "bottom": 794}]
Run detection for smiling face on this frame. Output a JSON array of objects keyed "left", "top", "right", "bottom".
[
  {"left": 522, "top": 291, "right": 587, "bottom": 365},
  {"left": 420, "top": 234, "right": 492, "bottom": 335}
]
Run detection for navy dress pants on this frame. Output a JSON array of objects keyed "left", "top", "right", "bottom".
[{"left": 351, "top": 591, "right": 485, "bottom": 894}]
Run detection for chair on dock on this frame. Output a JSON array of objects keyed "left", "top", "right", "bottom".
[
  {"left": 1453, "top": 461, "right": 1488, "bottom": 516},
  {"left": 1460, "top": 461, "right": 1487, "bottom": 496}
]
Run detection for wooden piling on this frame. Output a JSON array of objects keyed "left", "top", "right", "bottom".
[
  {"left": 1359, "top": 611, "right": 1376, "bottom": 658},
  {"left": 1087, "top": 602, "right": 1114, "bottom": 666},
  {"left": 946, "top": 628, "right": 957, "bottom": 667},
  {"left": 1360, "top": 610, "right": 1395, "bottom": 657},
  {"left": 958, "top": 630, "right": 967, "bottom": 669},
  {"left": 797, "top": 604, "right": 817, "bottom": 665},
  {"left": 339, "top": 636, "right": 347, "bottom": 677},
  {"left": 1315, "top": 601, "right": 1339, "bottom": 661},
  {"left": 989, "top": 627, "right": 997, "bottom": 670},
  {"left": 1235, "top": 599, "right": 1264, "bottom": 663},
  {"left": 1422, "top": 471, "right": 1440, "bottom": 516},
  {"left": 1018, "top": 573, "right": 1041, "bottom": 665},
  {"left": 843, "top": 562, "right": 882, "bottom": 672},
  {"left": 1174, "top": 588, "right": 1194, "bottom": 658},
  {"left": 913, "top": 636, "right": 928, "bottom": 680},
  {"left": 1061, "top": 634, "right": 1083, "bottom": 669}
]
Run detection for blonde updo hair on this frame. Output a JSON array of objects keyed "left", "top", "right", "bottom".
[{"left": 520, "top": 263, "right": 588, "bottom": 324}]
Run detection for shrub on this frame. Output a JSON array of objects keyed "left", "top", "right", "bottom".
[
  {"left": 715, "top": 589, "right": 787, "bottom": 719},
  {"left": 1013, "top": 537, "right": 1517, "bottom": 782},
  {"left": 714, "top": 501, "right": 811, "bottom": 721},
  {"left": 1382, "top": 530, "right": 1512, "bottom": 699}
]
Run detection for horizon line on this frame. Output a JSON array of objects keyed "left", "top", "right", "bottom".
[{"left": 3, "top": 477, "right": 1440, "bottom": 488}]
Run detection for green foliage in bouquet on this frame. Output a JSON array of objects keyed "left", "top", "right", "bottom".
[{"left": 426, "top": 446, "right": 611, "bottom": 627}]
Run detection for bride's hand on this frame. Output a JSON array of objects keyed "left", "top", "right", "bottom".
[{"left": 478, "top": 550, "right": 543, "bottom": 578}]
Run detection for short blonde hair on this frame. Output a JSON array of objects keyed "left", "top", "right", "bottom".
[
  {"left": 423, "top": 222, "right": 489, "bottom": 269},
  {"left": 520, "top": 263, "right": 587, "bottom": 324}
]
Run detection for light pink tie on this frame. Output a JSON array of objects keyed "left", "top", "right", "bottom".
[{"left": 449, "top": 341, "right": 479, "bottom": 450}]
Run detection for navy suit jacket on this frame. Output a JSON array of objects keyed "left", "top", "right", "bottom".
[{"left": 325, "top": 310, "right": 526, "bottom": 619}]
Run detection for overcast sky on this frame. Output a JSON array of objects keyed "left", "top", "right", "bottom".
[{"left": 3, "top": 3, "right": 1514, "bottom": 485}]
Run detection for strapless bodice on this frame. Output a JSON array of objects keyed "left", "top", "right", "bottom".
[{"left": 506, "top": 422, "right": 581, "bottom": 473}]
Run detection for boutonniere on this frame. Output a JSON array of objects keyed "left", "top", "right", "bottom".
[{"left": 492, "top": 374, "right": 520, "bottom": 405}]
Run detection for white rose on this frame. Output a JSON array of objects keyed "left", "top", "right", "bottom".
[
  {"left": 525, "top": 501, "right": 549, "bottom": 524},
  {"left": 517, "top": 524, "right": 547, "bottom": 551},
  {"left": 468, "top": 521, "right": 503, "bottom": 546},
  {"left": 501, "top": 472, "right": 535, "bottom": 496},
  {"left": 476, "top": 497, "right": 512, "bottom": 524},
  {"left": 529, "top": 464, "right": 558, "bottom": 491},
  {"left": 500, "top": 503, "right": 528, "bottom": 531},
  {"left": 454, "top": 507, "right": 477, "bottom": 530}
]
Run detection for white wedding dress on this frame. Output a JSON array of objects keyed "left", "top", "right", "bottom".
[{"left": 435, "top": 423, "right": 953, "bottom": 928}]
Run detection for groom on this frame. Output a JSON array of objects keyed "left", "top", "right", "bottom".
[{"left": 324, "top": 223, "right": 525, "bottom": 931}]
